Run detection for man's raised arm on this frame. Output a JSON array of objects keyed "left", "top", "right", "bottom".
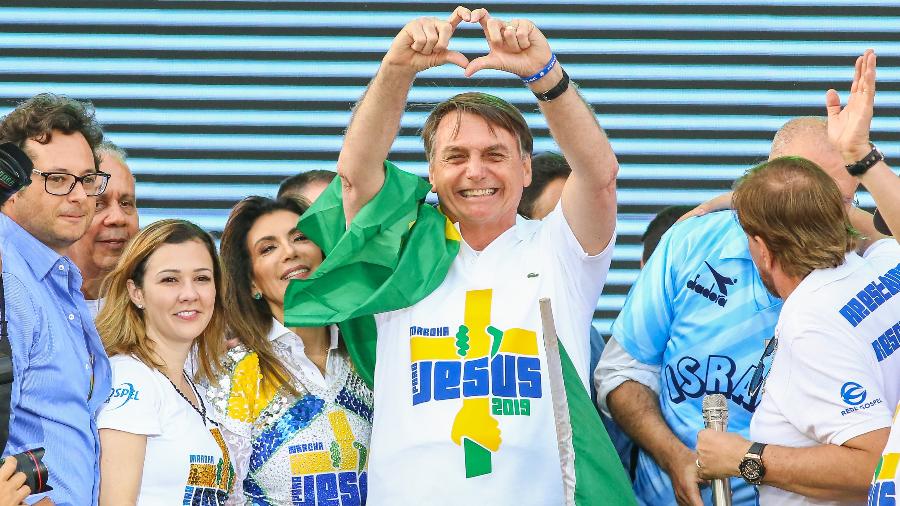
[
  {"left": 338, "top": 7, "right": 480, "bottom": 224},
  {"left": 465, "top": 14, "right": 618, "bottom": 254},
  {"left": 827, "top": 49, "right": 900, "bottom": 239}
]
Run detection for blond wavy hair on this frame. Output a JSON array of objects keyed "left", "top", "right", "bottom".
[{"left": 96, "top": 219, "right": 225, "bottom": 383}]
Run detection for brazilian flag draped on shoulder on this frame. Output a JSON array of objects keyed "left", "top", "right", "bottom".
[{"left": 284, "top": 161, "right": 636, "bottom": 505}]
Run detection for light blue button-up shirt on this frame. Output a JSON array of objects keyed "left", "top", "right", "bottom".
[{"left": 0, "top": 213, "right": 112, "bottom": 506}]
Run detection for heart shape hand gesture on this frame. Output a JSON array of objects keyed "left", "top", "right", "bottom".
[{"left": 384, "top": 6, "right": 554, "bottom": 80}]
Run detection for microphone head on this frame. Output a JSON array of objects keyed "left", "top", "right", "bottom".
[{"left": 702, "top": 394, "right": 729, "bottom": 425}]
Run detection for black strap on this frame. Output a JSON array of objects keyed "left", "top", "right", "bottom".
[
  {"left": 748, "top": 442, "right": 766, "bottom": 457},
  {"left": 533, "top": 68, "right": 570, "bottom": 102}
]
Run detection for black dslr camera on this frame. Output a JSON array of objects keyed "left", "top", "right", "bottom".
[
  {"left": 0, "top": 142, "right": 51, "bottom": 494},
  {"left": 0, "top": 142, "right": 31, "bottom": 207}
]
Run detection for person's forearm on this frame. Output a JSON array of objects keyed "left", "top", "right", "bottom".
[
  {"left": 761, "top": 440, "right": 883, "bottom": 501},
  {"left": 534, "top": 66, "right": 618, "bottom": 253},
  {"left": 859, "top": 161, "right": 900, "bottom": 238},
  {"left": 533, "top": 67, "right": 616, "bottom": 190},
  {"left": 607, "top": 380, "right": 690, "bottom": 470},
  {"left": 337, "top": 62, "right": 415, "bottom": 223}
]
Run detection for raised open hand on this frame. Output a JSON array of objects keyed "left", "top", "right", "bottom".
[
  {"left": 464, "top": 12, "right": 553, "bottom": 79},
  {"left": 826, "top": 50, "right": 877, "bottom": 162},
  {"left": 383, "top": 6, "right": 488, "bottom": 74}
]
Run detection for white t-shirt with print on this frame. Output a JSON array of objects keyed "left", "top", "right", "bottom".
[
  {"left": 367, "top": 204, "right": 614, "bottom": 505},
  {"left": 751, "top": 241, "right": 900, "bottom": 506},
  {"left": 98, "top": 354, "right": 234, "bottom": 506}
]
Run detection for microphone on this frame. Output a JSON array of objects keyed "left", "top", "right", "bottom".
[{"left": 702, "top": 394, "right": 733, "bottom": 506}]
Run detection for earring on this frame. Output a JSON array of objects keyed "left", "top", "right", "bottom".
[
  {"left": 136, "top": 304, "right": 144, "bottom": 310},
  {"left": 252, "top": 292, "right": 262, "bottom": 300}
]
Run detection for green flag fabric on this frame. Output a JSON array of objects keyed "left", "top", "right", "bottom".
[{"left": 283, "top": 161, "right": 636, "bottom": 505}]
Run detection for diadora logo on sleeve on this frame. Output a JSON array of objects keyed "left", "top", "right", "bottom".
[
  {"left": 686, "top": 262, "right": 737, "bottom": 307},
  {"left": 105, "top": 382, "right": 140, "bottom": 409},
  {"left": 840, "top": 381, "right": 883, "bottom": 416}
]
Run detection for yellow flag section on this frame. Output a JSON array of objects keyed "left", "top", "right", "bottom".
[
  {"left": 410, "top": 289, "right": 540, "bottom": 478},
  {"left": 870, "top": 403, "right": 900, "bottom": 505}
]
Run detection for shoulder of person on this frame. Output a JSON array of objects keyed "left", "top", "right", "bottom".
[
  {"left": 863, "top": 238, "right": 900, "bottom": 264},
  {"left": 108, "top": 354, "right": 165, "bottom": 390}
]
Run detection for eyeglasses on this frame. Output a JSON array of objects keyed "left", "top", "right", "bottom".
[
  {"left": 748, "top": 336, "right": 778, "bottom": 397},
  {"left": 32, "top": 169, "right": 110, "bottom": 196}
]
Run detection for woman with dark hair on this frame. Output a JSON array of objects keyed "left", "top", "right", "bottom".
[
  {"left": 208, "top": 196, "right": 372, "bottom": 505},
  {"left": 96, "top": 219, "right": 234, "bottom": 505}
]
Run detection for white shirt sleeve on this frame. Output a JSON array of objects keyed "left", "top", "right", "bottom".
[
  {"left": 541, "top": 202, "right": 615, "bottom": 377},
  {"left": 97, "top": 356, "right": 163, "bottom": 436},
  {"left": 768, "top": 323, "right": 892, "bottom": 446},
  {"left": 594, "top": 337, "right": 662, "bottom": 418}
]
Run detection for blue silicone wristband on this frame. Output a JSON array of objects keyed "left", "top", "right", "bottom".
[{"left": 521, "top": 54, "right": 557, "bottom": 84}]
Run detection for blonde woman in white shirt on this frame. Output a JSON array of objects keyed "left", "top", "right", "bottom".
[
  {"left": 208, "top": 196, "right": 372, "bottom": 505},
  {"left": 96, "top": 219, "right": 234, "bottom": 505}
]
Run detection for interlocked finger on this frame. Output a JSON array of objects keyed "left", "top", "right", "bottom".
[
  {"left": 407, "top": 20, "right": 428, "bottom": 53},
  {"left": 421, "top": 19, "right": 440, "bottom": 55},
  {"left": 513, "top": 19, "right": 532, "bottom": 49},
  {"left": 435, "top": 22, "right": 453, "bottom": 53},
  {"left": 481, "top": 15, "right": 505, "bottom": 45},
  {"left": 502, "top": 22, "right": 521, "bottom": 51}
]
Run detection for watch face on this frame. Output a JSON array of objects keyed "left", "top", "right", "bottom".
[{"left": 740, "top": 458, "right": 764, "bottom": 483}]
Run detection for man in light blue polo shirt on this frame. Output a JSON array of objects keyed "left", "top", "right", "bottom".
[
  {"left": 596, "top": 117, "right": 861, "bottom": 506},
  {"left": 0, "top": 94, "right": 112, "bottom": 506}
]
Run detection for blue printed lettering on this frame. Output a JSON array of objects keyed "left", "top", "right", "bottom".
[
  {"left": 730, "top": 365, "right": 760, "bottom": 411},
  {"left": 860, "top": 290, "right": 878, "bottom": 312},
  {"left": 462, "top": 358, "right": 489, "bottom": 397},
  {"left": 291, "top": 472, "right": 365, "bottom": 506},
  {"left": 517, "top": 357, "right": 542, "bottom": 398},
  {"left": 705, "top": 355, "right": 736, "bottom": 395},
  {"left": 840, "top": 303, "right": 864, "bottom": 327},
  {"left": 316, "top": 473, "right": 339, "bottom": 506},
  {"left": 491, "top": 354, "right": 518, "bottom": 398},
  {"left": 411, "top": 354, "right": 544, "bottom": 404},
  {"left": 664, "top": 354, "right": 764, "bottom": 413},
  {"left": 676, "top": 356, "right": 704, "bottom": 397},
  {"left": 665, "top": 364, "right": 686, "bottom": 404},
  {"left": 870, "top": 480, "right": 896, "bottom": 505},
  {"left": 867, "top": 284, "right": 887, "bottom": 306},
  {"left": 412, "top": 362, "right": 431, "bottom": 405},
  {"left": 433, "top": 362, "right": 461, "bottom": 401}
]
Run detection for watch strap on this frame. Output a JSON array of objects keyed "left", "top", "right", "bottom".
[
  {"left": 533, "top": 68, "right": 570, "bottom": 102},
  {"left": 846, "top": 144, "right": 884, "bottom": 176},
  {"left": 747, "top": 442, "right": 766, "bottom": 458}
]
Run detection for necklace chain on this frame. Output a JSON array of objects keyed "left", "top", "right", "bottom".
[{"left": 166, "top": 370, "right": 206, "bottom": 424}]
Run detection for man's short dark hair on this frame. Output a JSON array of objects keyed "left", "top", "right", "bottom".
[
  {"left": 277, "top": 169, "right": 336, "bottom": 199},
  {"left": 0, "top": 93, "right": 104, "bottom": 169},
  {"left": 518, "top": 152, "right": 571, "bottom": 219},
  {"left": 641, "top": 205, "right": 694, "bottom": 263}
]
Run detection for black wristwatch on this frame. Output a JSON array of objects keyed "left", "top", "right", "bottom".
[
  {"left": 739, "top": 442, "right": 767, "bottom": 485},
  {"left": 845, "top": 143, "right": 885, "bottom": 176}
]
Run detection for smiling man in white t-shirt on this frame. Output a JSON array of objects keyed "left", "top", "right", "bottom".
[{"left": 312, "top": 5, "right": 633, "bottom": 505}]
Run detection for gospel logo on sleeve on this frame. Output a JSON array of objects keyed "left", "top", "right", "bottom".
[
  {"left": 409, "top": 289, "right": 542, "bottom": 479},
  {"left": 105, "top": 382, "right": 140, "bottom": 409},
  {"left": 840, "top": 381, "right": 883, "bottom": 416},
  {"left": 686, "top": 262, "right": 737, "bottom": 307}
]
